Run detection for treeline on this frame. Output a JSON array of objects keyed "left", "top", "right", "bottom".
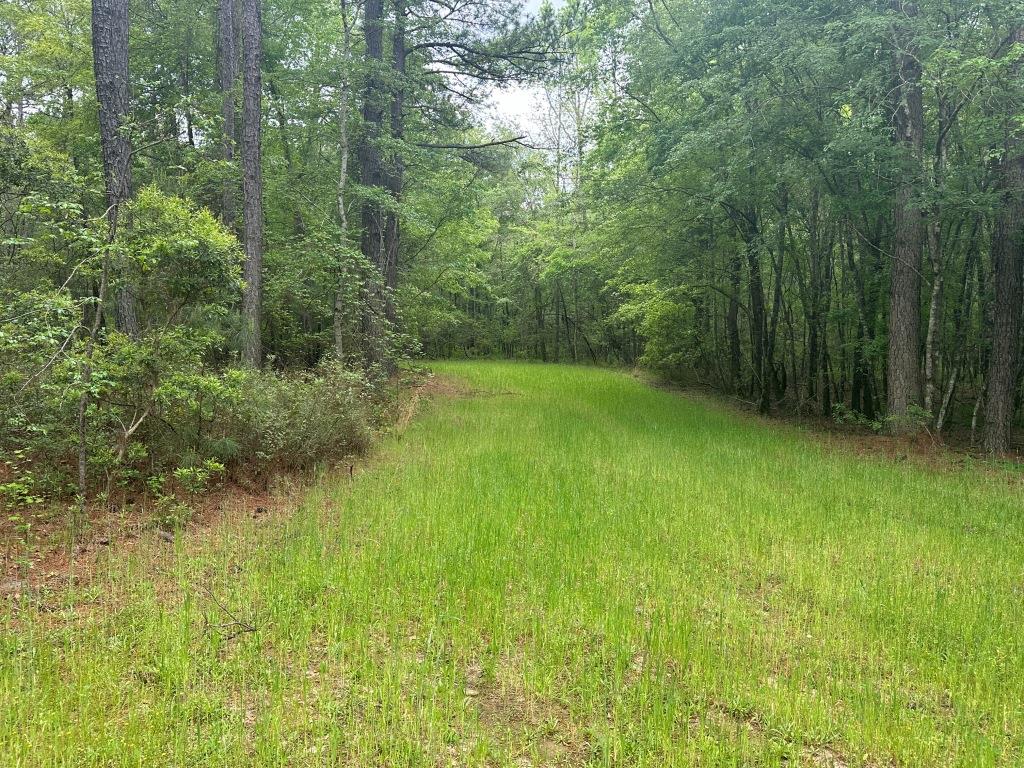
[
  {"left": 0, "top": 0, "right": 547, "bottom": 513},
  {"left": 426, "top": 0, "right": 1024, "bottom": 453},
  {"left": 4, "top": 0, "right": 1024, "bottom": 523}
]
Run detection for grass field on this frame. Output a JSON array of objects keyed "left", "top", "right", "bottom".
[{"left": 2, "top": 362, "right": 1023, "bottom": 767}]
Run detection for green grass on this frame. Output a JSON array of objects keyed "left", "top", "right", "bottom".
[{"left": 2, "top": 361, "right": 1023, "bottom": 766}]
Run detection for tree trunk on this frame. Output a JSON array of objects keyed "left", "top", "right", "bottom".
[
  {"left": 743, "top": 226, "right": 769, "bottom": 413},
  {"left": 983, "top": 148, "right": 1024, "bottom": 452},
  {"left": 553, "top": 281, "right": 562, "bottom": 361},
  {"left": 333, "top": 0, "right": 355, "bottom": 358},
  {"left": 239, "top": 0, "right": 264, "bottom": 367},
  {"left": 885, "top": 0, "right": 924, "bottom": 431},
  {"left": 846, "top": 223, "right": 879, "bottom": 421},
  {"left": 768, "top": 195, "right": 787, "bottom": 402},
  {"left": 727, "top": 249, "right": 742, "bottom": 392},
  {"left": 382, "top": 0, "right": 405, "bottom": 341},
  {"left": 91, "top": 0, "right": 139, "bottom": 337},
  {"left": 936, "top": 223, "right": 980, "bottom": 433},
  {"left": 923, "top": 219, "right": 943, "bottom": 415},
  {"left": 534, "top": 283, "right": 547, "bottom": 361},
  {"left": 923, "top": 98, "right": 951, "bottom": 417},
  {"left": 359, "top": 0, "right": 388, "bottom": 370},
  {"left": 818, "top": 232, "right": 834, "bottom": 418},
  {"left": 981, "top": 28, "right": 1024, "bottom": 453},
  {"left": 805, "top": 191, "right": 822, "bottom": 404}
]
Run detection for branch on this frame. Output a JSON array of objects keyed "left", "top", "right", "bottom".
[{"left": 415, "top": 135, "right": 526, "bottom": 150}]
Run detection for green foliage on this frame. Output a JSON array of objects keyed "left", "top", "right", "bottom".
[
  {"left": 219, "top": 361, "right": 379, "bottom": 470},
  {"left": 831, "top": 403, "right": 883, "bottom": 433},
  {"left": 122, "top": 187, "right": 242, "bottom": 327},
  {"left": 0, "top": 139, "right": 381, "bottom": 510},
  {"left": 612, "top": 284, "right": 697, "bottom": 379}
]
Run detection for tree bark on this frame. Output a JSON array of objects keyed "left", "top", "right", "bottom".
[
  {"left": 333, "top": 0, "right": 356, "bottom": 358},
  {"left": 885, "top": 0, "right": 924, "bottom": 431},
  {"left": 981, "top": 28, "right": 1024, "bottom": 453},
  {"left": 217, "top": 0, "right": 238, "bottom": 229},
  {"left": 923, "top": 98, "right": 951, "bottom": 417},
  {"left": 239, "top": 0, "right": 264, "bottom": 367},
  {"left": 741, "top": 219, "right": 769, "bottom": 413},
  {"left": 382, "top": 0, "right": 405, "bottom": 339},
  {"left": 91, "top": 0, "right": 139, "bottom": 337},
  {"left": 983, "top": 90, "right": 1024, "bottom": 451},
  {"left": 727, "top": 249, "right": 742, "bottom": 392},
  {"left": 359, "top": 0, "right": 388, "bottom": 370}
]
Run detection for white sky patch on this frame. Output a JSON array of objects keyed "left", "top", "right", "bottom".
[
  {"left": 482, "top": 0, "right": 565, "bottom": 143},
  {"left": 485, "top": 83, "right": 545, "bottom": 141}
]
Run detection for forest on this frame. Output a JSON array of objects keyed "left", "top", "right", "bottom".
[
  {"left": 3, "top": 0, "right": 1024, "bottom": 517},
  {"left": 3, "top": 0, "right": 1024, "bottom": 764}
]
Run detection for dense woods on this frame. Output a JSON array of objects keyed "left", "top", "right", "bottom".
[
  {"left": 2, "top": 0, "right": 1023, "bottom": 513},
  {"left": 420, "top": 0, "right": 1024, "bottom": 453},
  {"left": 436, "top": 0, "right": 1019, "bottom": 456}
]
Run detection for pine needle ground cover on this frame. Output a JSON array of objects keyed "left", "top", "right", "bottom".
[{"left": 2, "top": 362, "right": 1022, "bottom": 767}]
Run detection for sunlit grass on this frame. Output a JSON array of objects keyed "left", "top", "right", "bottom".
[{"left": 2, "top": 361, "right": 1022, "bottom": 766}]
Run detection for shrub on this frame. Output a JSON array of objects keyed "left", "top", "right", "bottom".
[
  {"left": 1, "top": 162, "right": 385, "bottom": 516},
  {"left": 214, "top": 361, "right": 380, "bottom": 472}
]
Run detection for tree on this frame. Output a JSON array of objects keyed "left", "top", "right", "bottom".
[
  {"left": 91, "top": 0, "right": 139, "bottom": 337},
  {"left": 983, "top": 27, "right": 1024, "bottom": 454},
  {"left": 217, "top": 0, "right": 239, "bottom": 229},
  {"left": 358, "top": 0, "right": 389, "bottom": 370},
  {"left": 239, "top": 0, "right": 264, "bottom": 367},
  {"left": 885, "top": 0, "right": 925, "bottom": 431}
]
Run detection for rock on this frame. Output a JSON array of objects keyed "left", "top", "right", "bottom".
[
  {"left": 464, "top": 687, "right": 479, "bottom": 697},
  {"left": 157, "top": 529, "right": 175, "bottom": 543}
]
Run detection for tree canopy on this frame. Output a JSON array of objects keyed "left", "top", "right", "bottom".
[{"left": 2, "top": 0, "right": 1023, "bottom": 512}]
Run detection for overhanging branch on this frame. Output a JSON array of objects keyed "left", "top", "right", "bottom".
[{"left": 415, "top": 135, "right": 526, "bottom": 150}]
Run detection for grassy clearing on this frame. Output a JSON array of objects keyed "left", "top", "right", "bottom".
[{"left": 2, "top": 361, "right": 1023, "bottom": 767}]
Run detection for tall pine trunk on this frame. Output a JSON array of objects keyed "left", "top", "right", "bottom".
[
  {"left": 333, "top": 0, "right": 355, "bottom": 358},
  {"left": 216, "top": 0, "right": 238, "bottom": 229},
  {"left": 382, "top": 0, "right": 405, "bottom": 342},
  {"left": 885, "top": 0, "right": 924, "bottom": 431},
  {"left": 91, "top": 0, "right": 139, "bottom": 337},
  {"left": 359, "top": 0, "right": 388, "bottom": 370},
  {"left": 983, "top": 168, "right": 1023, "bottom": 453},
  {"left": 982, "top": 29, "right": 1024, "bottom": 453},
  {"left": 239, "top": 0, "right": 263, "bottom": 367}
]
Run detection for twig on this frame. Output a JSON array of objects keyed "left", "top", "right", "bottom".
[{"left": 196, "top": 582, "right": 261, "bottom": 641}]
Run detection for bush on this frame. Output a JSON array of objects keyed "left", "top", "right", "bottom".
[
  {"left": 209, "top": 360, "right": 381, "bottom": 473},
  {"left": 1, "top": 354, "right": 383, "bottom": 513},
  {"left": 832, "top": 403, "right": 883, "bottom": 432},
  {"left": 1, "top": 156, "right": 385, "bottom": 517}
]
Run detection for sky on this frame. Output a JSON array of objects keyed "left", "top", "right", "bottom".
[
  {"left": 484, "top": 0, "right": 565, "bottom": 141},
  {"left": 486, "top": 84, "right": 544, "bottom": 138}
]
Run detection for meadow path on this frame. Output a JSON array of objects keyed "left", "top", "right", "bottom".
[{"left": 3, "top": 362, "right": 1022, "bottom": 767}]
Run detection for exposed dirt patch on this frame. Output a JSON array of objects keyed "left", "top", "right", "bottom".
[
  {"left": 416, "top": 372, "right": 519, "bottom": 401},
  {"left": 464, "top": 657, "right": 588, "bottom": 767},
  {"left": 0, "top": 479, "right": 305, "bottom": 602},
  {"left": 417, "top": 372, "right": 473, "bottom": 400}
]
